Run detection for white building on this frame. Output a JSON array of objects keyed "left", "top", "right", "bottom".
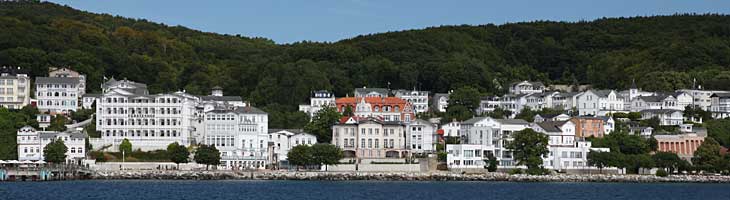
[
  {"left": 446, "top": 144, "right": 484, "bottom": 169},
  {"left": 576, "top": 89, "right": 626, "bottom": 116},
  {"left": 94, "top": 78, "right": 200, "bottom": 151},
  {"left": 48, "top": 67, "right": 86, "bottom": 96},
  {"left": 199, "top": 86, "right": 245, "bottom": 108},
  {"left": 0, "top": 66, "right": 31, "bottom": 109},
  {"left": 677, "top": 88, "right": 730, "bottom": 110},
  {"left": 331, "top": 116, "right": 409, "bottom": 159},
  {"left": 431, "top": 92, "right": 449, "bottom": 113},
  {"left": 406, "top": 119, "right": 437, "bottom": 154},
  {"left": 509, "top": 81, "right": 545, "bottom": 94},
  {"left": 394, "top": 89, "right": 429, "bottom": 114},
  {"left": 298, "top": 90, "right": 336, "bottom": 118},
  {"left": 35, "top": 77, "right": 82, "bottom": 113},
  {"left": 81, "top": 93, "right": 100, "bottom": 109},
  {"left": 454, "top": 117, "right": 530, "bottom": 167},
  {"left": 354, "top": 87, "right": 390, "bottom": 98},
  {"left": 202, "top": 105, "right": 269, "bottom": 169},
  {"left": 268, "top": 129, "right": 317, "bottom": 165},
  {"left": 640, "top": 109, "right": 684, "bottom": 126},
  {"left": 440, "top": 120, "right": 461, "bottom": 137},
  {"left": 16, "top": 126, "right": 87, "bottom": 164},
  {"left": 551, "top": 92, "right": 581, "bottom": 110},
  {"left": 629, "top": 95, "right": 680, "bottom": 112},
  {"left": 710, "top": 93, "right": 730, "bottom": 119},
  {"left": 532, "top": 121, "right": 610, "bottom": 171}
]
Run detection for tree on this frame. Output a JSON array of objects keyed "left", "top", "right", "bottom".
[
  {"left": 311, "top": 143, "right": 344, "bottom": 171},
  {"left": 167, "top": 142, "right": 189, "bottom": 168},
  {"left": 287, "top": 145, "right": 313, "bottom": 170},
  {"left": 640, "top": 117, "right": 660, "bottom": 130},
  {"left": 486, "top": 107, "right": 512, "bottom": 119},
  {"left": 343, "top": 105, "right": 354, "bottom": 117},
  {"left": 304, "top": 106, "right": 342, "bottom": 143},
  {"left": 485, "top": 154, "right": 498, "bottom": 172},
  {"left": 587, "top": 151, "right": 611, "bottom": 172},
  {"left": 119, "top": 138, "right": 132, "bottom": 154},
  {"left": 506, "top": 129, "right": 549, "bottom": 175},
  {"left": 706, "top": 118, "right": 730, "bottom": 147},
  {"left": 44, "top": 139, "right": 68, "bottom": 164},
  {"left": 194, "top": 144, "right": 221, "bottom": 170},
  {"left": 692, "top": 138, "right": 724, "bottom": 172},
  {"left": 48, "top": 114, "right": 68, "bottom": 132},
  {"left": 445, "top": 86, "right": 482, "bottom": 121},
  {"left": 652, "top": 152, "right": 683, "bottom": 173}
]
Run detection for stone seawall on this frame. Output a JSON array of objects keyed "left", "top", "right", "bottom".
[{"left": 91, "top": 171, "right": 730, "bottom": 183}]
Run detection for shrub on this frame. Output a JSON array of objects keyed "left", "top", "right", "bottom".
[
  {"left": 656, "top": 169, "right": 669, "bottom": 177},
  {"left": 509, "top": 168, "right": 523, "bottom": 175},
  {"left": 437, "top": 152, "right": 447, "bottom": 162}
]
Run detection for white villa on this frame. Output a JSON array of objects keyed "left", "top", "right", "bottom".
[
  {"left": 201, "top": 105, "right": 269, "bottom": 169},
  {"left": 268, "top": 129, "right": 317, "bottom": 166},
  {"left": 0, "top": 66, "right": 31, "bottom": 109},
  {"left": 16, "top": 126, "right": 87, "bottom": 165},
  {"left": 394, "top": 89, "right": 430, "bottom": 114},
  {"left": 298, "top": 90, "right": 336, "bottom": 119},
  {"left": 406, "top": 119, "right": 437, "bottom": 154}
]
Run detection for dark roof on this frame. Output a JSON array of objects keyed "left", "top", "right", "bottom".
[
  {"left": 211, "top": 86, "right": 223, "bottom": 90},
  {"left": 640, "top": 109, "right": 683, "bottom": 114},
  {"left": 201, "top": 95, "right": 243, "bottom": 102},
  {"left": 494, "top": 118, "right": 529, "bottom": 125},
  {"left": 35, "top": 77, "right": 80, "bottom": 85},
  {"left": 354, "top": 88, "right": 390, "bottom": 96},
  {"left": 208, "top": 106, "right": 267, "bottom": 115},
  {"left": 83, "top": 93, "right": 101, "bottom": 98},
  {"left": 462, "top": 117, "right": 486, "bottom": 125},
  {"left": 537, "top": 121, "right": 569, "bottom": 132},
  {"left": 39, "top": 130, "right": 87, "bottom": 140},
  {"left": 637, "top": 95, "right": 672, "bottom": 102},
  {"left": 711, "top": 93, "right": 730, "bottom": 98}
]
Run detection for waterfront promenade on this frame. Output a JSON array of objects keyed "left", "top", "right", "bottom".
[{"left": 90, "top": 170, "right": 730, "bottom": 183}]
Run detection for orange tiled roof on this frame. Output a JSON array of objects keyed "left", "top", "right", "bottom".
[{"left": 336, "top": 97, "right": 408, "bottom": 105}]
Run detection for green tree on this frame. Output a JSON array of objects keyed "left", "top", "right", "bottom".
[
  {"left": 304, "top": 106, "right": 342, "bottom": 143},
  {"left": 445, "top": 86, "right": 482, "bottom": 121},
  {"left": 167, "top": 142, "right": 189, "bottom": 168},
  {"left": 652, "top": 152, "right": 683, "bottom": 173},
  {"left": 486, "top": 107, "right": 512, "bottom": 119},
  {"left": 311, "top": 143, "right": 344, "bottom": 171},
  {"left": 692, "top": 138, "right": 724, "bottom": 172},
  {"left": 506, "top": 128, "right": 549, "bottom": 175},
  {"left": 706, "top": 118, "right": 730, "bottom": 147},
  {"left": 443, "top": 105, "right": 473, "bottom": 121},
  {"left": 194, "top": 144, "right": 221, "bottom": 170},
  {"left": 343, "top": 105, "right": 354, "bottom": 117},
  {"left": 485, "top": 154, "right": 498, "bottom": 172},
  {"left": 44, "top": 139, "right": 68, "bottom": 164},
  {"left": 48, "top": 114, "right": 68, "bottom": 132},
  {"left": 287, "top": 145, "right": 313, "bottom": 170},
  {"left": 587, "top": 151, "right": 611, "bottom": 172},
  {"left": 119, "top": 138, "right": 132, "bottom": 154}
]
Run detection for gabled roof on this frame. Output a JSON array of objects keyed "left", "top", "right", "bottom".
[
  {"left": 711, "top": 93, "right": 730, "bottom": 98},
  {"left": 35, "top": 77, "right": 80, "bottom": 85},
  {"left": 462, "top": 117, "right": 486, "bottom": 125},
  {"left": 354, "top": 88, "right": 390, "bottom": 95},
  {"left": 200, "top": 95, "right": 243, "bottom": 102},
  {"left": 268, "top": 129, "right": 305, "bottom": 135},
  {"left": 494, "top": 118, "right": 530, "bottom": 125},
  {"left": 537, "top": 121, "right": 569, "bottom": 132},
  {"left": 637, "top": 94, "right": 673, "bottom": 102},
  {"left": 207, "top": 106, "right": 267, "bottom": 115},
  {"left": 39, "top": 130, "right": 87, "bottom": 140},
  {"left": 640, "top": 109, "right": 683, "bottom": 114}
]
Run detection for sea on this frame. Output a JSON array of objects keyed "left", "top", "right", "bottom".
[{"left": 1, "top": 180, "right": 729, "bottom": 200}]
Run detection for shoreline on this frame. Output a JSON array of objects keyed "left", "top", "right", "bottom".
[{"left": 87, "top": 171, "right": 730, "bottom": 183}]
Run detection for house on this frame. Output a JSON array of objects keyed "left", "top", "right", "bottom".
[
  {"left": 331, "top": 116, "right": 409, "bottom": 159},
  {"left": 677, "top": 88, "right": 730, "bottom": 111},
  {"left": 393, "top": 89, "right": 430, "bottom": 114},
  {"left": 199, "top": 86, "right": 245, "bottom": 107},
  {"left": 406, "top": 119, "right": 437, "bottom": 154},
  {"left": 17, "top": 126, "right": 87, "bottom": 165},
  {"left": 640, "top": 109, "right": 684, "bottom": 126},
  {"left": 570, "top": 116, "right": 605, "bottom": 138},
  {"left": 655, "top": 133, "right": 705, "bottom": 160},
  {"left": 201, "top": 105, "right": 269, "bottom": 169},
  {"left": 629, "top": 95, "right": 680, "bottom": 112},
  {"left": 533, "top": 113, "right": 570, "bottom": 123},
  {"left": 551, "top": 92, "right": 581, "bottom": 110},
  {"left": 35, "top": 77, "right": 82, "bottom": 114},
  {"left": 618, "top": 81, "right": 656, "bottom": 109},
  {"left": 36, "top": 114, "right": 51, "bottom": 129},
  {"left": 710, "top": 93, "right": 730, "bottom": 119},
  {"left": 576, "top": 89, "right": 625, "bottom": 116},
  {"left": 450, "top": 117, "right": 530, "bottom": 167},
  {"left": 446, "top": 144, "right": 484, "bottom": 169},
  {"left": 509, "top": 81, "right": 545, "bottom": 94},
  {"left": 431, "top": 92, "right": 450, "bottom": 113},
  {"left": 0, "top": 66, "right": 31, "bottom": 109},
  {"left": 532, "top": 121, "right": 610, "bottom": 171},
  {"left": 298, "top": 90, "right": 336, "bottom": 119},
  {"left": 335, "top": 97, "right": 415, "bottom": 123},
  {"left": 596, "top": 116, "right": 615, "bottom": 135},
  {"left": 629, "top": 126, "right": 654, "bottom": 138},
  {"left": 81, "top": 93, "right": 100, "bottom": 109},
  {"left": 354, "top": 87, "right": 390, "bottom": 98},
  {"left": 268, "top": 129, "right": 317, "bottom": 167},
  {"left": 440, "top": 120, "right": 461, "bottom": 138}
]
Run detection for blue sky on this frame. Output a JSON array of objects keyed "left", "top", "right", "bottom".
[{"left": 48, "top": 0, "right": 730, "bottom": 44}]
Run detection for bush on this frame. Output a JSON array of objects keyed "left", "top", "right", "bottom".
[
  {"left": 509, "top": 168, "right": 523, "bottom": 175},
  {"left": 656, "top": 169, "right": 669, "bottom": 177},
  {"left": 437, "top": 152, "right": 447, "bottom": 162}
]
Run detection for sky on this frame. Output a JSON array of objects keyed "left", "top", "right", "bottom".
[{"left": 48, "top": 0, "right": 730, "bottom": 44}]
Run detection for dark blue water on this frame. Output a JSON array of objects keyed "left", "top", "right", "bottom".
[{"left": 1, "top": 180, "right": 729, "bottom": 200}]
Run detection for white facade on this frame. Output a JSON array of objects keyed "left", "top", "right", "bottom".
[
  {"left": 459, "top": 117, "right": 530, "bottom": 167},
  {"left": 0, "top": 66, "right": 31, "bottom": 109},
  {"left": 406, "top": 119, "right": 437, "bottom": 154},
  {"left": 432, "top": 93, "right": 449, "bottom": 113},
  {"left": 678, "top": 89, "right": 730, "bottom": 110},
  {"left": 441, "top": 121, "right": 461, "bottom": 137},
  {"left": 268, "top": 129, "right": 317, "bottom": 163},
  {"left": 17, "top": 126, "right": 87, "bottom": 164},
  {"left": 94, "top": 78, "right": 199, "bottom": 151},
  {"left": 640, "top": 109, "right": 684, "bottom": 126},
  {"left": 533, "top": 121, "right": 610, "bottom": 170},
  {"left": 298, "top": 90, "right": 336, "bottom": 119},
  {"left": 710, "top": 93, "right": 730, "bottom": 119},
  {"left": 202, "top": 106, "right": 269, "bottom": 169},
  {"left": 509, "top": 81, "right": 545, "bottom": 95},
  {"left": 576, "top": 90, "right": 625, "bottom": 116},
  {"left": 35, "top": 77, "right": 82, "bottom": 113},
  {"left": 331, "top": 116, "right": 409, "bottom": 159},
  {"left": 394, "top": 89, "right": 429, "bottom": 114},
  {"left": 629, "top": 95, "right": 680, "bottom": 112},
  {"left": 446, "top": 144, "right": 484, "bottom": 169},
  {"left": 81, "top": 94, "right": 99, "bottom": 109}
]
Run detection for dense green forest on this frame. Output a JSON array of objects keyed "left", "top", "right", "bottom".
[{"left": 2, "top": 1, "right": 730, "bottom": 129}]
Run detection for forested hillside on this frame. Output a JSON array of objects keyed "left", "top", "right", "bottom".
[{"left": 2, "top": 1, "right": 730, "bottom": 128}]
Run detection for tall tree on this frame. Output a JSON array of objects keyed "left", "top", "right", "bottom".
[
  {"left": 311, "top": 143, "right": 344, "bottom": 171},
  {"left": 167, "top": 142, "right": 189, "bottom": 169},
  {"left": 287, "top": 145, "right": 313, "bottom": 170},
  {"left": 692, "top": 138, "right": 724, "bottom": 172},
  {"left": 48, "top": 114, "right": 68, "bottom": 132},
  {"left": 194, "top": 144, "right": 221, "bottom": 170},
  {"left": 44, "top": 139, "right": 68, "bottom": 164},
  {"left": 119, "top": 138, "right": 132, "bottom": 153},
  {"left": 506, "top": 128, "right": 549, "bottom": 175},
  {"left": 304, "top": 106, "right": 342, "bottom": 143}
]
